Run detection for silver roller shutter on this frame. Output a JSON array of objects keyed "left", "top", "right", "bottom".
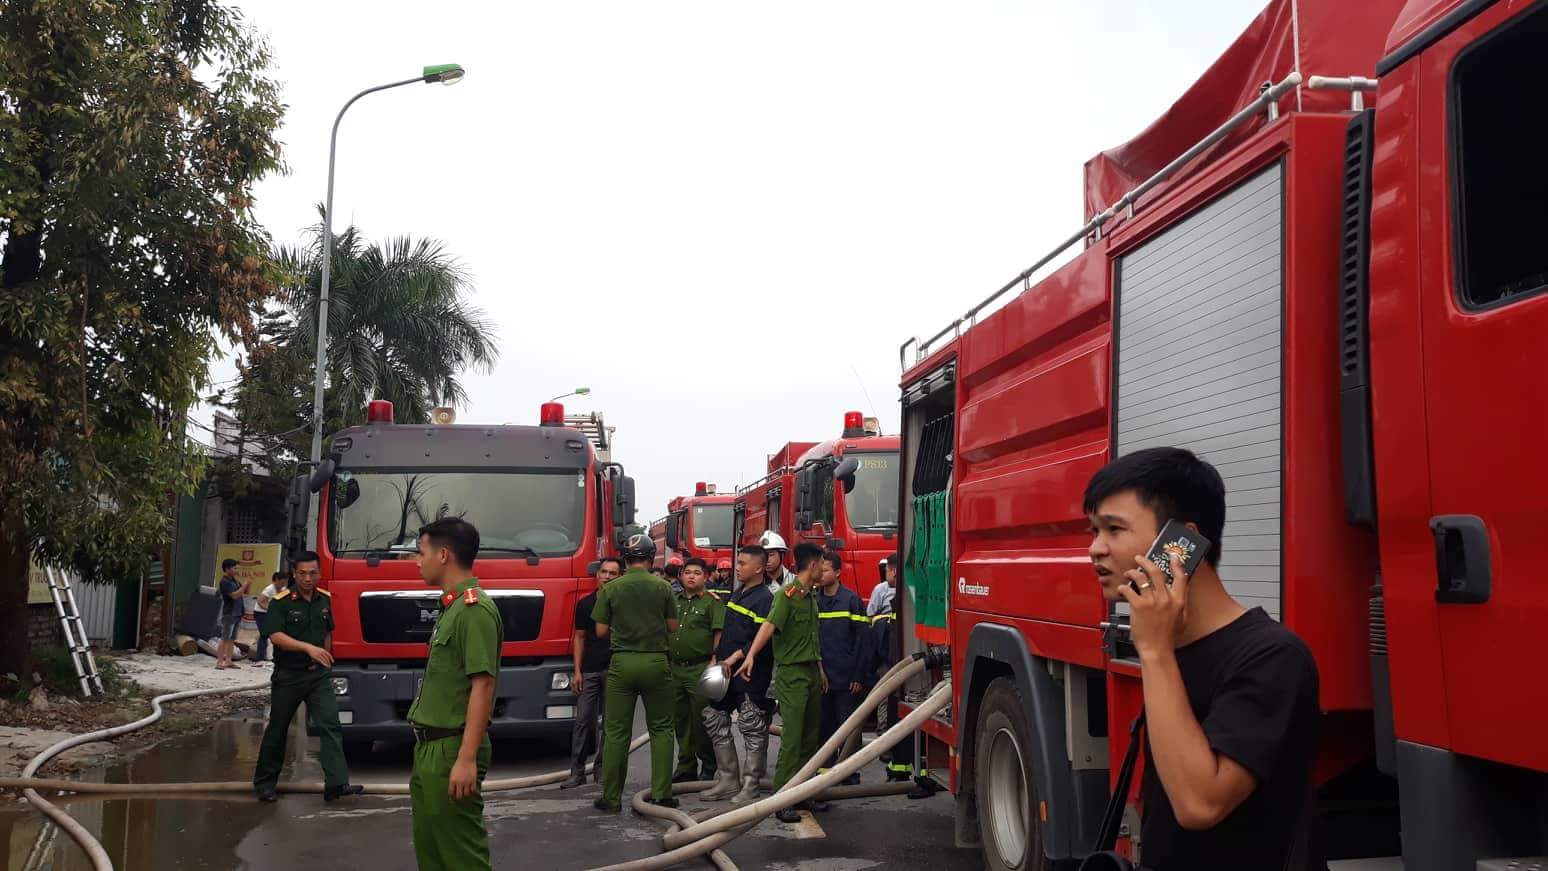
[{"left": 1114, "top": 163, "right": 1284, "bottom": 618}]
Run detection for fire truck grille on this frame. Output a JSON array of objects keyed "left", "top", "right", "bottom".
[{"left": 359, "top": 592, "right": 545, "bottom": 644}]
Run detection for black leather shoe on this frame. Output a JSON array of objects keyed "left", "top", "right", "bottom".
[
  {"left": 775, "top": 807, "right": 803, "bottom": 824},
  {"left": 322, "top": 784, "right": 364, "bottom": 802},
  {"left": 593, "top": 797, "right": 621, "bottom": 812},
  {"left": 807, "top": 799, "right": 831, "bottom": 813},
  {"left": 646, "top": 795, "right": 681, "bottom": 809},
  {"left": 671, "top": 771, "right": 698, "bottom": 784},
  {"left": 255, "top": 786, "right": 277, "bottom": 803}
]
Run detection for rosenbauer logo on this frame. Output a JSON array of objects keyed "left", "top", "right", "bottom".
[{"left": 957, "top": 577, "right": 991, "bottom": 597}]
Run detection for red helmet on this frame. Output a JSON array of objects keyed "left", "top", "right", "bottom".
[
  {"left": 667, "top": 555, "right": 684, "bottom": 567},
  {"left": 716, "top": 559, "right": 732, "bottom": 570}
]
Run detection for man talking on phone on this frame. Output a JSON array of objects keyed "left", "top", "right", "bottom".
[{"left": 1085, "top": 447, "right": 1320, "bottom": 870}]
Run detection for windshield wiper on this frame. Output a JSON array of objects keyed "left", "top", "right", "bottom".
[{"left": 479, "top": 546, "right": 544, "bottom": 565}]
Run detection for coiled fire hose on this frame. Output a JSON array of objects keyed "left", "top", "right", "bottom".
[{"left": 4, "top": 654, "right": 946, "bottom": 871}]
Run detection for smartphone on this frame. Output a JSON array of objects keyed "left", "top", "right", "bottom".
[{"left": 1135, "top": 519, "right": 1212, "bottom": 589}]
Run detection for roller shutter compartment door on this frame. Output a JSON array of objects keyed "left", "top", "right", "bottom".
[{"left": 1114, "top": 163, "right": 1284, "bottom": 618}]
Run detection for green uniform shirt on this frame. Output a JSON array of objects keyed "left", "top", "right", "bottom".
[
  {"left": 768, "top": 582, "right": 821, "bottom": 665},
  {"left": 669, "top": 590, "right": 725, "bottom": 663},
  {"left": 408, "top": 577, "right": 504, "bottom": 729},
  {"left": 592, "top": 568, "right": 675, "bottom": 653},
  {"left": 260, "top": 587, "right": 335, "bottom": 671}
]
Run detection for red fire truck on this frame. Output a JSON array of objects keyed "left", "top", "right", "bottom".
[
  {"left": 287, "top": 400, "right": 637, "bottom": 751},
  {"left": 649, "top": 483, "right": 737, "bottom": 569},
  {"left": 892, "top": 0, "right": 1548, "bottom": 868},
  {"left": 735, "top": 412, "right": 900, "bottom": 599}
]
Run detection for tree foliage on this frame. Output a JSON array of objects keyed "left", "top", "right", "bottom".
[
  {"left": 0, "top": 0, "right": 285, "bottom": 675},
  {"left": 216, "top": 220, "right": 497, "bottom": 484}
]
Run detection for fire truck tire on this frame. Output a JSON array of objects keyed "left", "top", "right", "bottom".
[{"left": 974, "top": 677, "right": 1048, "bottom": 871}]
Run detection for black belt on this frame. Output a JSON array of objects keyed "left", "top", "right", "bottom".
[{"left": 411, "top": 723, "right": 464, "bottom": 743}]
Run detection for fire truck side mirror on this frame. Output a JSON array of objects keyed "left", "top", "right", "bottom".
[
  {"left": 614, "top": 475, "right": 637, "bottom": 526},
  {"left": 307, "top": 458, "right": 336, "bottom": 493},
  {"left": 665, "top": 514, "right": 682, "bottom": 550},
  {"left": 833, "top": 456, "right": 860, "bottom": 493},
  {"left": 284, "top": 474, "right": 309, "bottom": 556}
]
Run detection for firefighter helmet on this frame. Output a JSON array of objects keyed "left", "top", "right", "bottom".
[
  {"left": 698, "top": 662, "right": 730, "bottom": 702},
  {"left": 667, "top": 555, "right": 684, "bottom": 567},
  {"left": 716, "top": 559, "right": 732, "bottom": 570},
  {"left": 621, "top": 533, "right": 656, "bottom": 561},
  {"left": 759, "top": 531, "right": 788, "bottom": 552}
]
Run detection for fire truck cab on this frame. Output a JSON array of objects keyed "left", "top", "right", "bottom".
[
  {"left": 650, "top": 482, "right": 736, "bottom": 570},
  {"left": 894, "top": 0, "right": 1548, "bottom": 868},
  {"left": 290, "top": 400, "right": 636, "bottom": 749}
]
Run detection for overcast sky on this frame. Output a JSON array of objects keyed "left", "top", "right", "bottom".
[{"left": 200, "top": 0, "right": 1264, "bottom": 523}]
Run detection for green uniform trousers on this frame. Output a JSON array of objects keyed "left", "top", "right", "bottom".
[
  {"left": 670, "top": 660, "right": 714, "bottom": 779},
  {"left": 253, "top": 667, "right": 348, "bottom": 790},
  {"left": 410, "top": 734, "right": 492, "bottom": 871},
  {"left": 601, "top": 651, "right": 675, "bottom": 806},
  {"left": 772, "top": 662, "right": 822, "bottom": 791}
]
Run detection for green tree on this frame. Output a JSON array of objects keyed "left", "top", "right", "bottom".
[
  {"left": 0, "top": 1, "right": 284, "bottom": 676},
  {"left": 218, "top": 221, "right": 497, "bottom": 483}
]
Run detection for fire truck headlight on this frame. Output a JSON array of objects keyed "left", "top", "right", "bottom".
[
  {"left": 550, "top": 672, "right": 572, "bottom": 691},
  {"left": 332, "top": 677, "right": 350, "bottom": 696}
]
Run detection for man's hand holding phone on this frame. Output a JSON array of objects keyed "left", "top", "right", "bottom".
[{"left": 1119, "top": 551, "right": 1192, "bottom": 659}]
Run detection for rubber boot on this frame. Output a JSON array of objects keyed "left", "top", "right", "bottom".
[{"left": 698, "top": 710, "right": 742, "bottom": 801}]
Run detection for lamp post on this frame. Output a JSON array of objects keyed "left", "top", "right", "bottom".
[
  {"left": 306, "top": 64, "right": 465, "bottom": 548},
  {"left": 548, "top": 387, "right": 592, "bottom": 403}
]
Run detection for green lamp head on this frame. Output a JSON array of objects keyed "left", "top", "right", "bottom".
[{"left": 423, "top": 64, "right": 466, "bottom": 85}]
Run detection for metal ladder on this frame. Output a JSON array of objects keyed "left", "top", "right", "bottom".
[{"left": 44, "top": 566, "right": 104, "bottom": 697}]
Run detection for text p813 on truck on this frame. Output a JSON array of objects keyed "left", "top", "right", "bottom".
[
  {"left": 891, "top": 0, "right": 1548, "bottom": 868},
  {"left": 284, "top": 399, "right": 637, "bottom": 751}
]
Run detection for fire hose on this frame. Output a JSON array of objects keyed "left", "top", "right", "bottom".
[{"left": 4, "top": 654, "right": 945, "bottom": 871}]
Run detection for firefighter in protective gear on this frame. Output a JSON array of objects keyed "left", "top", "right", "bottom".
[
  {"left": 698, "top": 545, "right": 776, "bottom": 802},
  {"left": 739, "top": 541, "right": 829, "bottom": 822},
  {"left": 758, "top": 531, "right": 795, "bottom": 590},
  {"left": 708, "top": 559, "right": 735, "bottom": 597},
  {"left": 813, "top": 550, "right": 868, "bottom": 785},
  {"left": 669, "top": 558, "right": 724, "bottom": 782},
  {"left": 592, "top": 534, "right": 681, "bottom": 812},
  {"left": 408, "top": 519, "right": 504, "bottom": 871}
]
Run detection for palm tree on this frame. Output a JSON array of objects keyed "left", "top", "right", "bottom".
[{"left": 273, "top": 220, "right": 499, "bottom": 425}]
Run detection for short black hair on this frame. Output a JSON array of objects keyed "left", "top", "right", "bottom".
[
  {"left": 419, "top": 517, "right": 480, "bottom": 568},
  {"left": 292, "top": 550, "right": 320, "bottom": 566},
  {"left": 221, "top": 558, "right": 239, "bottom": 571},
  {"left": 793, "top": 542, "right": 824, "bottom": 571},
  {"left": 739, "top": 544, "right": 766, "bottom": 561},
  {"left": 683, "top": 557, "right": 708, "bottom": 571},
  {"left": 1082, "top": 447, "right": 1226, "bottom": 568},
  {"left": 821, "top": 551, "right": 843, "bottom": 571},
  {"left": 271, "top": 571, "right": 289, "bottom": 581},
  {"left": 597, "top": 557, "right": 623, "bottom": 574},
  {"left": 884, "top": 552, "right": 899, "bottom": 566}
]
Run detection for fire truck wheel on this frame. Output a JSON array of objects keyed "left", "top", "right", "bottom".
[{"left": 973, "top": 677, "right": 1046, "bottom": 871}]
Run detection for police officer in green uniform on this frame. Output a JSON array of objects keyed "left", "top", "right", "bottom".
[
  {"left": 669, "top": 558, "right": 724, "bottom": 783},
  {"left": 409, "top": 518, "right": 504, "bottom": 871},
  {"left": 592, "top": 534, "right": 680, "bottom": 812},
  {"left": 253, "top": 550, "right": 361, "bottom": 803},
  {"left": 739, "top": 541, "right": 829, "bottom": 822}
]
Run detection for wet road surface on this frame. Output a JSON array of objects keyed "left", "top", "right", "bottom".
[{"left": 2, "top": 703, "right": 982, "bottom": 870}]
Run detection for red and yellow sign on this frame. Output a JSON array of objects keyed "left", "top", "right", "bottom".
[{"left": 212, "top": 543, "right": 282, "bottom": 594}]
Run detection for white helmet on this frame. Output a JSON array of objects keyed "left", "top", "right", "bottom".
[{"left": 758, "top": 531, "right": 787, "bottom": 551}]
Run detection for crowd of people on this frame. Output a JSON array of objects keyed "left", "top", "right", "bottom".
[{"left": 566, "top": 531, "right": 908, "bottom": 821}]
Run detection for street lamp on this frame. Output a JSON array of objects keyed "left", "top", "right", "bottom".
[
  {"left": 549, "top": 387, "right": 592, "bottom": 403},
  {"left": 306, "top": 64, "right": 466, "bottom": 548}
]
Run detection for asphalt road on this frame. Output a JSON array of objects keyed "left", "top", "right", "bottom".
[{"left": 1, "top": 701, "right": 983, "bottom": 870}]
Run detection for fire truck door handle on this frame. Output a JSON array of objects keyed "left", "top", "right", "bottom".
[{"left": 1430, "top": 515, "right": 1492, "bottom": 604}]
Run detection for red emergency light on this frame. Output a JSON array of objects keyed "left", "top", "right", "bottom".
[
  {"left": 366, "top": 400, "right": 394, "bottom": 424},
  {"left": 695, "top": 481, "right": 707, "bottom": 496},
  {"left": 842, "top": 410, "right": 865, "bottom": 438},
  {"left": 540, "top": 402, "right": 565, "bottom": 427}
]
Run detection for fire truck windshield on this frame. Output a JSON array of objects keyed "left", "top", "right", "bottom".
[
  {"left": 691, "top": 505, "right": 734, "bottom": 547},
  {"left": 328, "top": 469, "right": 587, "bottom": 558},
  {"left": 843, "top": 452, "right": 899, "bottom": 530}
]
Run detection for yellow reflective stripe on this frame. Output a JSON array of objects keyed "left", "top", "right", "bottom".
[
  {"left": 818, "top": 611, "right": 870, "bottom": 623},
  {"left": 886, "top": 762, "right": 912, "bottom": 772},
  {"left": 725, "top": 601, "right": 766, "bottom": 624},
  {"left": 871, "top": 613, "right": 896, "bottom": 623}
]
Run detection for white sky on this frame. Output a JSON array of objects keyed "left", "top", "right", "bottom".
[{"left": 201, "top": 0, "right": 1264, "bottom": 522}]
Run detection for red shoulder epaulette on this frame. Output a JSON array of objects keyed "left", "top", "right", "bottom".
[
  {"left": 463, "top": 588, "right": 479, "bottom": 606},
  {"left": 441, "top": 592, "right": 456, "bottom": 608}
]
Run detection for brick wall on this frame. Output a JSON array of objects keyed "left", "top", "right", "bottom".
[{"left": 28, "top": 604, "right": 61, "bottom": 649}]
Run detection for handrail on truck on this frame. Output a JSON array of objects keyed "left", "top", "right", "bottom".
[{"left": 901, "top": 71, "right": 1305, "bottom": 370}]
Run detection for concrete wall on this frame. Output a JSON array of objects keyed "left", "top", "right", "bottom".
[{"left": 27, "top": 604, "right": 62, "bottom": 650}]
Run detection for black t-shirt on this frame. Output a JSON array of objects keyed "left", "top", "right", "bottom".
[
  {"left": 574, "top": 591, "right": 611, "bottom": 673},
  {"left": 1139, "top": 607, "right": 1320, "bottom": 871}
]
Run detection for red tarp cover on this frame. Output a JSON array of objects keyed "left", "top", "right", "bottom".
[{"left": 1082, "top": 0, "right": 1408, "bottom": 220}]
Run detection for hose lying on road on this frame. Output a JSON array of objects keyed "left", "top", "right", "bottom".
[
  {"left": 585, "top": 655, "right": 950, "bottom": 871},
  {"left": 2, "top": 679, "right": 651, "bottom": 871}
]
